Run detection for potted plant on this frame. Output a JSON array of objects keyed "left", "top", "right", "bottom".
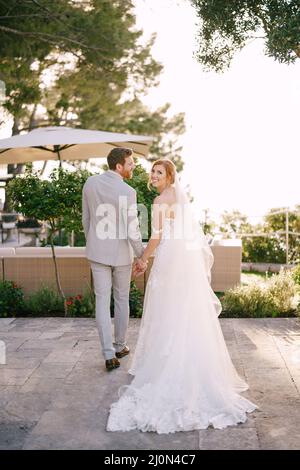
[
  {"left": 17, "top": 217, "right": 42, "bottom": 234},
  {"left": 2, "top": 214, "right": 17, "bottom": 223}
]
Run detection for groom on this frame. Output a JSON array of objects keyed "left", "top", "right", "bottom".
[{"left": 82, "top": 148, "right": 147, "bottom": 371}]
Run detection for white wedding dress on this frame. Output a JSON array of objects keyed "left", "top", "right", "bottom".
[{"left": 106, "top": 177, "right": 257, "bottom": 434}]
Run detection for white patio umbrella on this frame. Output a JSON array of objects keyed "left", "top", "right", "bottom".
[{"left": 0, "top": 126, "right": 153, "bottom": 165}]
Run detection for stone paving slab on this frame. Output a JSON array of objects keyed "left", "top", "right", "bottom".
[{"left": 0, "top": 317, "right": 300, "bottom": 450}]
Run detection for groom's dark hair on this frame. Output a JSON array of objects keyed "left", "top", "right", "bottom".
[{"left": 107, "top": 148, "right": 133, "bottom": 170}]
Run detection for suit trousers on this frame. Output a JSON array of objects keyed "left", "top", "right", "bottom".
[{"left": 90, "top": 261, "right": 132, "bottom": 360}]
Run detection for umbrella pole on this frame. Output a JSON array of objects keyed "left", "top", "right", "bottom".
[
  {"left": 54, "top": 145, "right": 63, "bottom": 245},
  {"left": 54, "top": 145, "right": 62, "bottom": 168},
  {"left": 58, "top": 149, "right": 62, "bottom": 168}
]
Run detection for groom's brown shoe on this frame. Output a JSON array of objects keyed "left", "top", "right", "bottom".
[
  {"left": 116, "top": 346, "right": 130, "bottom": 359},
  {"left": 105, "top": 357, "right": 120, "bottom": 371}
]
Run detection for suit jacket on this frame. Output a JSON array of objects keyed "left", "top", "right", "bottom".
[{"left": 82, "top": 170, "right": 144, "bottom": 266}]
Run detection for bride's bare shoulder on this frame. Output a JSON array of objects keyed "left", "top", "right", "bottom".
[{"left": 155, "top": 187, "right": 176, "bottom": 205}]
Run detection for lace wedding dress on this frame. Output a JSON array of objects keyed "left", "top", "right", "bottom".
[{"left": 106, "top": 177, "right": 257, "bottom": 434}]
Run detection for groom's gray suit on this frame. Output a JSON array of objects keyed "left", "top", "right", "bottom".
[{"left": 82, "top": 170, "right": 144, "bottom": 360}]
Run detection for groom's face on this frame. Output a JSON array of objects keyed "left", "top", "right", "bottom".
[{"left": 119, "top": 156, "right": 135, "bottom": 179}]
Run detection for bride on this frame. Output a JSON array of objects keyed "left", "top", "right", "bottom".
[{"left": 106, "top": 159, "right": 257, "bottom": 434}]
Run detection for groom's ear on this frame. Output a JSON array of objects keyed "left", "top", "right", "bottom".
[{"left": 115, "top": 162, "right": 124, "bottom": 172}]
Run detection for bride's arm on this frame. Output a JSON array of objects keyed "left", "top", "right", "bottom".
[{"left": 140, "top": 197, "right": 166, "bottom": 263}]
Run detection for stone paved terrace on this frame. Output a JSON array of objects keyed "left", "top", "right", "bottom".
[{"left": 0, "top": 317, "right": 300, "bottom": 450}]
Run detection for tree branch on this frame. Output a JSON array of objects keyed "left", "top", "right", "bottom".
[{"left": 0, "top": 24, "right": 111, "bottom": 57}]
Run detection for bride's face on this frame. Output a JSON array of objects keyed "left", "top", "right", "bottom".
[{"left": 150, "top": 165, "right": 167, "bottom": 192}]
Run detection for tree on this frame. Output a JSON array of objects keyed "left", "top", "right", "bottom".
[
  {"left": 190, "top": 0, "right": 300, "bottom": 72},
  {"left": 0, "top": 0, "right": 185, "bottom": 169},
  {"left": 6, "top": 166, "right": 91, "bottom": 315},
  {"left": 217, "top": 206, "right": 300, "bottom": 263},
  {"left": 219, "top": 209, "right": 251, "bottom": 237},
  {"left": 264, "top": 206, "right": 300, "bottom": 263}
]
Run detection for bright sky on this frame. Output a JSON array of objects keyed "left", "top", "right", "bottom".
[{"left": 134, "top": 0, "right": 300, "bottom": 223}]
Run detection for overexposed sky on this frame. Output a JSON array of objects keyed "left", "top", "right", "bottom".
[{"left": 134, "top": 0, "right": 300, "bottom": 223}]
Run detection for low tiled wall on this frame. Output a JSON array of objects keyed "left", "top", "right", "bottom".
[
  {"left": 3, "top": 257, "right": 91, "bottom": 297},
  {"left": 211, "top": 245, "right": 242, "bottom": 291},
  {"left": 0, "top": 242, "right": 242, "bottom": 296}
]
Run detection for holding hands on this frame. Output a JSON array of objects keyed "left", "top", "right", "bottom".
[{"left": 132, "top": 258, "right": 148, "bottom": 278}]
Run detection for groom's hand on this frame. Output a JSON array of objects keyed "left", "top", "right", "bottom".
[
  {"left": 132, "top": 258, "right": 147, "bottom": 277},
  {"left": 137, "top": 258, "right": 147, "bottom": 271}
]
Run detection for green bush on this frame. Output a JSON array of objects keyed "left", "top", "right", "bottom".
[
  {"left": 291, "top": 264, "right": 300, "bottom": 314},
  {"left": 129, "top": 281, "right": 144, "bottom": 318},
  {"left": 40, "top": 230, "right": 86, "bottom": 247},
  {"left": 0, "top": 280, "right": 143, "bottom": 318},
  {"left": 17, "top": 218, "right": 41, "bottom": 229},
  {"left": 221, "top": 269, "right": 298, "bottom": 318},
  {"left": 66, "top": 282, "right": 143, "bottom": 318},
  {"left": 266, "top": 269, "right": 298, "bottom": 315},
  {"left": 66, "top": 290, "right": 95, "bottom": 317},
  {"left": 292, "top": 264, "right": 300, "bottom": 288},
  {"left": 23, "top": 285, "right": 64, "bottom": 316},
  {"left": 242, "top": 236, "right": 286, "bottom": 263},
  {"left": 0, "top": 280, "right": 24, "bottom": 317}
]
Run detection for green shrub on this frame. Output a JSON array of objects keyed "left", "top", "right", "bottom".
[
  {"left": 265, "top": 269, "right": 298, "bottom": 315},
  {"left": 292, "top": 264, "right": 300, "bottom": 287},
  {"left": 291, "top": 264, "right": 300, "bottom": 314},
  {"left": 23, "top": 285, "right": 64, "bottom": 316},
  {"left": 0, "top": 280, "right": 24, "bottom": 317},
  {"left": 129, "top": 281, "right": 144, "bottom": 318},
  {"left": 221, "top": 283, "right": 271, "bottom": 318},
  {"left": 222, "top": 269, "right": 298, "bottom": 318},
  {"left": 1, "top": 281, "right": 143, "bottom": 318},
  {"left": 67, "top": 282, "right": 143, "bottom": 318},
  {"left": 17, "top": 218, "right": 41, "bottom": 229},
  {"left": 66, "top": 290, "right": 95, "bottom": 317}
]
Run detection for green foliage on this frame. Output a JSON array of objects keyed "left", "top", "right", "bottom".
[
  {"left": 0, "top": 0, "right": 185, "bottom": 164},
  {"left": 6, "top": 166, "right": 91, "bottom": 313},
  {"left": 0, "top": 280, "right": 24, "bottom": 317},
  {"left": 266, "top": 269, "right": 298, "bottom": 314},
  {"left": 7, "top": 166, "right": 91, "bottom": 234},
  {"left": 292, "top": 264, "right": 300, "bottom": 287},
  {"left": 242, "top": 236, "right": 286, "bottom": 263},
  {"left": 191, "top": 0, "right": 300, "bottom": 72},
  {"left": 23, "top": 286, "right": 64, "bottom": 316},
  {"left": 2, "top": 213, "right": 17, "bottom": 223},
  {"left": 17, "top": 217, "right": 41, "bottom": 229},
  {"left": 40, "top": 230, "right": 68, "bottom": 247},
  {"left": 129, "top": 281, "right": 144, "bottom": 318},
  {"left": 217, "top": 207, "right": 300, "bottom": 263},
  {"left": 66, "top": 292, "right": 95, "bottom": 317},
  {"left": 263, "top": 207, "right": 300, "bottom": 263},
  {"left": 292, "top": 264, "right": 300, "bottom": 314},
  {"left": 0, "top": 280, "right": 143, "bottom": 318},
  {"left": 73, "top": 231, "right": 87, "bottom": 247},
  {"left": 221, "top": 269, "right": 298, "bottom": 317}
]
